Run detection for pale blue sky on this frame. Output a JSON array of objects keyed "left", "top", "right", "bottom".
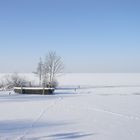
[{"left": 0, "top": 0, "right": 140, "bottom": 73}]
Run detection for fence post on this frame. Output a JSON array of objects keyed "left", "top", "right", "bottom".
[{"left": 21, "top": 85, "right": 23, "bottom": 94}]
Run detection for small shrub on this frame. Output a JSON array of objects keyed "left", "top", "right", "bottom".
[{"left": 4, "top": 73, "right": 28, "bottom": 89}]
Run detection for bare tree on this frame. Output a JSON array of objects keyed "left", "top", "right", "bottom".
[
  {"left": 36, "top": 51, "right": 64, "bottom": 87},
  {"left": 5, "top": 73, "right": 27, "bottom": 89},
  {"left": 36, "top": 57, "right": 43, "bottom": 86},
  {"left": 43, "top": 51, "right": 64, "bottom": 87}
]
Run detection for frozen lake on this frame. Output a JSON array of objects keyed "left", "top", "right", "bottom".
[{"left": 0, "top": 73, "right": 140, "bottom": 140}]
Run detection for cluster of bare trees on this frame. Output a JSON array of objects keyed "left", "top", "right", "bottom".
[
  {"left": 5, "top": 73, "right": 27, "bottom": 88},
  {"left": 36, "top": 51, "right": 64, "bottom": 88},
  {"left": 0, "top": 51, "right": 64, "bottom": 90},
  {"left": 0, "top": 73, "right": 28, "bottom": 90}
]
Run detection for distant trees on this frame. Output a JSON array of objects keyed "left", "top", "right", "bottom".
[{"left": 36, "top": 51, "right": 64, "bottom": 88}]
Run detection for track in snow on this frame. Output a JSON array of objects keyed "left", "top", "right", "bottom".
[{"left": 17, "top": 96, "right": 63, "bottom": 140}]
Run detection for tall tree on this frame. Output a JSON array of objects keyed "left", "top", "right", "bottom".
[
  {"left": 37, "top": 57, "right": 43, "bottom": 86},
  {"left": 44, "top": 51, "right": 64, "bottom": 85},
  {"left": 37, "top": 51, "right": 64, "bottom": 87},
  {"left": 36, "top": 51, "right": 64, "bottom": 87}
]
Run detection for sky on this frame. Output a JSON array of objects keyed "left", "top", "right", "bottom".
[{"left": 0, "top": 0, "right": 140, "bottom": 73}]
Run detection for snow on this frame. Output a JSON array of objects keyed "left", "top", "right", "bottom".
[{"left": 0, "top": 73, "right": 140, "bottom": 140}]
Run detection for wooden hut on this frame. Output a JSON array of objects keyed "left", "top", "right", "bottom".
[{"left": 14, "top": 87, "right": 55, "bottom": 95}]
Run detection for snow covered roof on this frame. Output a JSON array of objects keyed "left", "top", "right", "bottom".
[{"left": 14, "top": 87, "right": 55, "bottom": 90}]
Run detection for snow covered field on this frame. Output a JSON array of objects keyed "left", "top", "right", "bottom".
[{"left": 0, "top": 73, "right": 140, "bottom": 140}]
